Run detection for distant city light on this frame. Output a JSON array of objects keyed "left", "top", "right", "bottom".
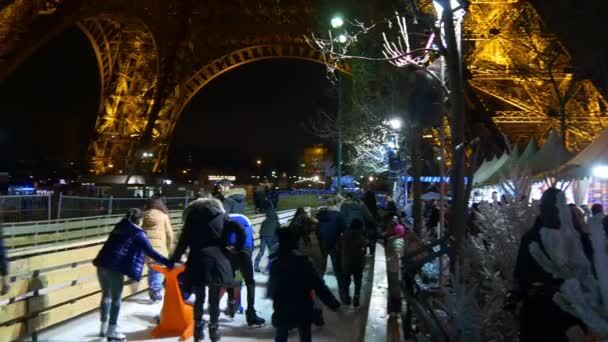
[
  {"left": 208, "top": 175, "right": 236, "bottom": 181},
  {"left": 338, "top": 34, "right": 347, "bottom": 43},
  {"left": 369, "top": 176, "right": 375, "bottom": 182},
  {"left": 256, "top": 159, "right": 262, "bottom": 165},
  {"left": 593, "top": 165, "right": 608, "bottom": 179},
  {"left": 163, "top": 179, "right": 173, "bottom": 185}
]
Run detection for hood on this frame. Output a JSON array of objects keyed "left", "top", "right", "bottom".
[
  {"left": 228, "top": 194, "right": 246, "bottom": 203},
  {"left": 113, "top": 218, "right": 142, "bottom": 236},
  {"left": 183, "top": 198, "right": 225, "bottom": 224},
  {"left": 226, "top": 188, "right": 246, "bottom": 199}
]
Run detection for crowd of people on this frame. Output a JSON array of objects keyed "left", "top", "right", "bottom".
[
  {"left": 85, "top": 185, "right": 398, "bottom": 342},
  {"left": 6, "top": 182, "right": 602, "bottom": 341}
]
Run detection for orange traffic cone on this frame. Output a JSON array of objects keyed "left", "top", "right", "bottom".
[{"left": 149, "top": 264, "right": 193, "bottom": 340}]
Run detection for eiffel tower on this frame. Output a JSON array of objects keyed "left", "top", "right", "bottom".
[{"left": 0, "top": 0, "right": 605, "bottom": 175}]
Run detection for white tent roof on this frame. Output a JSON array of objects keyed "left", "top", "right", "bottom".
[
  {"left": 473, "top": 152, "right": 510, "bottom": 186},
  {"left": 528, "top": 130, "right": 573, "bottom": 174},
  {"left": 560, "top": 127, "right": 608, "bottom": 177}
]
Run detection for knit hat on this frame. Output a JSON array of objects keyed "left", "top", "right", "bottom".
[{"left": 392, "top": 222, "right": 405, "bottom": 236}]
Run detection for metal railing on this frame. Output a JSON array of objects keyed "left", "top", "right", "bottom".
[
  {"left": 1, "top": 191, "right": 316, "bottom": 224},
  {"left": 0, "top": 195, "right": 193, "bottom": 223},
  {"left": 0, "top": 194, "right": 52, "bottom": 223}
]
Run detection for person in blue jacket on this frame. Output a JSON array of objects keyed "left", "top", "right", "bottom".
[
  {"left": 93, "top": 208, "right": 174, "bottom": 341},
  {"left": 225, "top": 211, "right": 266, "bottom": 327}
]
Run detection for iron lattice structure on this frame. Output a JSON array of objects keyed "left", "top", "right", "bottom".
[
  {"left": 466, "top": 0, "right": 608, "bottom": 150},
  {"left": 0, "top": 0, "right": 351, "bottom": 175},
  {"left": 0, "top": 0, "right": 606, "bottom": 175}
]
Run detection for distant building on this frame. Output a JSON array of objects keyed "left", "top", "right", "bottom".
[{"left": 302, "top": 144, "right": 328, "bottom": 177}]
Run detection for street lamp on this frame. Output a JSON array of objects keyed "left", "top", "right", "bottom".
[
  {"left": 331, "top": 14, "right": 347, "bottom": 195},
  {"left": 331, "top": 16, "right": 344, "bottom": 28},
  {"left": 388, "top": 118, "right": 402, "bottom": 130}
]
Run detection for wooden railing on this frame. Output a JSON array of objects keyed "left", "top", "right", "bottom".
[{"left": 0, "top": 209, "right": 296, "bottom": 341}]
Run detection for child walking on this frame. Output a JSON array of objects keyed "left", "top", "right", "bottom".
[
  {"left": 268, "top": 228, "right": 340, "bottom": 342},
  {"left": 93, "top": 209, "right": 174, "bottom": 341}
]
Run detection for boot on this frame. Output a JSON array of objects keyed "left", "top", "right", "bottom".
[
  {"left": 224, "top": 299, "right": 237, "bottom": 318},
  {"left": 208, "top": 322, "right": 221, "bottom": 342},
  {"left": 312, "top": 308, "right": 325, "bottom": 327},
  {"left": 246, "top": 309, "right": 266, "bottom": 327},
  {"left": 106, "top": 325, "right": 126, "bottom": 341},
  {"left": 353, "top": 296, "right": 360, "bottom": 308},
  {"left": 194, "top": 321, "right": 206, "bottom": 342},
  {"left": 339, "top": 291, "right": 351, "bottom": 306},
  {"left": 99, "top": 321, "right": 108, "bottom": 337}
]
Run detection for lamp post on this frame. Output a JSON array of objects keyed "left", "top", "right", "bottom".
[{"left": 331, "top": 15, "right": 344, "bottom": 195}]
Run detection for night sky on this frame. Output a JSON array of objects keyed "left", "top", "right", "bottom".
[
  {"left": 169, "top": 59, "right": 335, "bottom": 175},
  {"left": 0, "top": 27, "right": 336, "bottom": 177}
]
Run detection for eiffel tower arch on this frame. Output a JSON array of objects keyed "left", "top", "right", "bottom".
[{"left": 0, "top": 0, "right": 345, "bottom": 175}]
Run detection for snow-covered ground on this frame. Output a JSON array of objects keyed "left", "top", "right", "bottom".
[{"left": 33, "top": 250, "right": 383, "bottom": 342}]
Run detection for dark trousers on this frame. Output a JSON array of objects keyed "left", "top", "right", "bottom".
[
  {"left": 275, "top": 323, "right": 312, "bottom": 342},
  {"left": 193, "top": 285, "right": 221, "bottom": 324},
  {"left": 344, "top": 269, "right": 363, "bottom": 299},
  {"left": 328, "top": 250, "right": 345, "bottom": 291},
  {"left": 97, "top": 267, "right": 124, "bottom": 325},
  {"left": 520, "top": 294, "right": 579, "bottom": 342},
  {"left": 227, "top": 250, "right": 256, "bottom": 310}
]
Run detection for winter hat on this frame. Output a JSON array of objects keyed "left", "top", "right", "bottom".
[{"left": 391, "top": 222, "right": 405, "bottom": 236}]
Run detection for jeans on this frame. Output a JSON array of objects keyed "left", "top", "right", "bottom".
[
  {"left": 193, "top": 285, "right": 221, "bottom": 324},
  {"left": 97, "top": 267, "right": 124, "bottom": 325},
  {"left": 148, "top": 266, "right": 164, "bottom": 300},
  {"left": 275, "top": 324, "right": 311, "bottom": 342},
  {"left": 254, "top": 237, "right": 275, "bottom": 271},
  {"left": 228, "top": 250, "right": 256, "bottom": 310}
]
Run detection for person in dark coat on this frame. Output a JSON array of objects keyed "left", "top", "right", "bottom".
[
  {"left": 315, "top": 206, "right": 347, "bottom": 300},
  {"left": 337, "top": 218, "right": 368, "bottom": 307},
  {"left": 223, "top": 188, "right": 247, "bottom": 215},
  {"left": 0, "top": 225, "right": 9, "bottom": 296},
  {"left": 268, "top": 189, "right": 279, "bottom": 211},
  {"left": 340, "top": 193, "right": 377, "bottom": 255},
  {"left": 513, "top": 188, "right": 584, "bottom": 342},
  {"left": 93, "top": 209, "right": 174, "bottom": 340},
  {"left": 268, "top": 228, "right": 340, "bottom": 342},
  {"left": 363, "top": 190, "right": 378, "bottom": 220},
  {"left": 171, "top": 198, "right": 245, "bottom": 342},
  {"left": 255, "top": 209, "right": 280, "bottom": 272}
]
